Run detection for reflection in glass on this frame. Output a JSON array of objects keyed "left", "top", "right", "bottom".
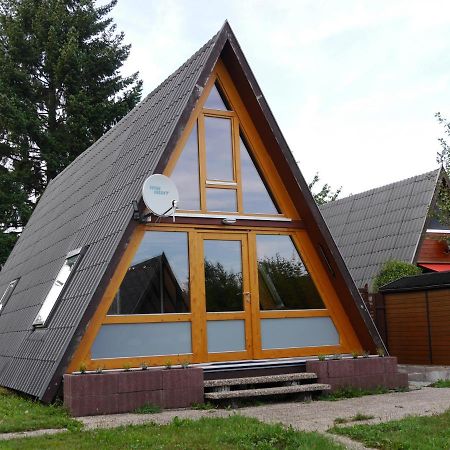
[
  {"left": 203, "top": 84, "right": 230, "bottom": 111},
  {"left": 204, "top": 240, "right": 243, "bottom": 312},
  {"left": 240, "top": 138, "right": 279, "bottom": 214},
  {"left": 205, "top": 116, "right": 234, "bottom": 181},
  {"left": 171, "top": 123, "right": 200, "bottom": 210},
  {"left": 109, "top": 231, "right": 190, "bottom": 314},
  {"left": 33, "top": 253, "right": 80, "bottom": 326},
  {"left": 206, "top": 188, "right": 237, "bottom": 212},
  {"left": 256, "top": 235, "right": 325, "bottom": 310}
]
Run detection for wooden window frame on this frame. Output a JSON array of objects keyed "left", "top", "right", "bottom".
[{"left": 169, "top": 72, "right": 284, "bottom": 219}]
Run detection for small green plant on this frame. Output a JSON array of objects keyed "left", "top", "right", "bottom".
[
  {"left": 134, "top": 403, "right": 162, "bottom": 414},
  {"left": 123, "top": 363, "right": 131, "bottom": 371},
  {"left": 140, "top": 362, "right": 148, "bottom": 370},
  {"left": 95, "top": 366, "right": 104, "bottom": 374},
  {"left": 181, "top": 360, "right": 190, "bottom": 369},
  {"left": 376, "top": 347, "right": 385, "bottom": 357},
  {"left": 331, "top": 353, "right": 342, "bottom": 360},
  {"left": 78, "top": 363, "right": 87, "bottom": 374},
  {"left": 191, "top": 402, "right": 216, "bottom": 410},
  {"left": 334, "top": 417, "right": 349, "bottom": 424},
  {"left": 353, "top": 412, "right": 374, "bottom": 421},
  {"left": 334, "top": 413, "right": 374, "bottom": 425},
  {"left": 320, "top": 386, "right": 389, "bottom": 401},
  {"left": 430, "top": 379, "right": 450, "bottom": 388},
  {"left": 351, "top": 351, "right": 361, "bottom": 359},
  {"left": 362, "top": 351, "right": 370, "bottom": 358},
  {"left": 318, "top": 354, "right": 327, "bottom": 361},
  {"left": 165, "top": 360, "right": 172, "bottom": 369}
]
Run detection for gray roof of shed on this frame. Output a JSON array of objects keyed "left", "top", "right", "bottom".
[
  {"left": 319, "top": 169, "right": 442, "bottom": 289},
  {"left": 0, "top": 22, "right": 382, "bottom": 401}
]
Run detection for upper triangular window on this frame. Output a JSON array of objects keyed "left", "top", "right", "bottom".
[
  {"left": 170, "top": 78, "right": 281, "bottom": 216},
  {"left": 170, "top": 123, "right": 200, "bottom": 211},
  {"left": 240, "top": 137, "right": 279, "bottom": 214},
  {"left": 203, "top": 83, "right": 230, "bottom": 111}
]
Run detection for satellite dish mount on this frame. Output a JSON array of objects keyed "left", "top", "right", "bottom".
[{"left": 134, "top": 174, "right": 179, "bottom": 223}]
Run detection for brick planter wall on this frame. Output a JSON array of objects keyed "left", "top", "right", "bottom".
[
  {"left": 306, "top": 356, "right": 408, "bottom": 392},
  {"left": 64, "top": 367, "right": 204, "bottom": 417}
]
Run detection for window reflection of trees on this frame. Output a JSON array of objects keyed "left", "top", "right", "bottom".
[
  {"left": 205, "top": 260, "right": 243, "bottom": 312},
  {"left": 258, "top": 254, "right": 325, "bottom": 310},
  {"left": 109, "top": 252, "right": 189, "bottom": 315}
]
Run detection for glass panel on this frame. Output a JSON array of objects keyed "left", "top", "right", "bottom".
[
  {"left": 207, "top": 320, "right": 246, "bottom": 353},
  {"left": 109, "top": 231, "right": 190, "bottom": 314},
  {"left": 91, "top": 323, "right": 192, "bottom": 358},
  {"left": 256, "top": 235, "right": 325, "bottom": 310},
  {"left": 171, "top": 123, "right": 200, "bottom": 210},
  {"left": 206, "top": 188, "right": 237, "bottom": 212},
  {"left": 205, "top": 116, "right": 234, "bottom": 181},
  {"left": 33, "top": 253, "right": 80, "bottom": 326},
  {"left": 204, "top": 239, "right": 243, "bottom": 312},
  {"left": 261, "top": 317, "right": 339, "bottom": 349},
  {"left": 0, "top": 279, "right": 18, "bottom": 314},
  {"left": 203, "top": 84, "right": 229, "bottom": 111},
  {"left": 240, "top": 137, "right": 279, "bottom": 214}
]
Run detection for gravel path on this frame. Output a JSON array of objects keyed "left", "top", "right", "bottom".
[{"left": 80, "top": 387, "right": 450, "bottom": 433}]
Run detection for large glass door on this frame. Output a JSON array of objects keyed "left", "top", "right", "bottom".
[{"left": 198, "top": 233, "right": 254, "bottom": 361}]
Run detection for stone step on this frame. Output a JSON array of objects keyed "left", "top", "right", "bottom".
[
  {"left": 204, "top": 383, "right": 330, "bottom": 400},
  {"left": 204, "top": 372, "right": 317, "bottom": 389}
]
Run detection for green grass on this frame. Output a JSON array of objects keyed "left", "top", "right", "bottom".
[
  {"left": 133, "top": 403, "right": 162, "bottom": 414},
  {"left": 333, "top": 412, "right": 375, "bottom": 424},
  {"left": 1, "top": 415, "right": 344, "bottom": 449},
  {"left": 430, "top": 379, "right": 450, "bottom": 388},
  {"left": 330, "top": 409, "right": 450, "bottom": 449},
  {"left": 319, "top": 386, "right": 390, "bottom": 401},
  {"left": 0, "top": 387, "right": 81, "bottom": 433}
]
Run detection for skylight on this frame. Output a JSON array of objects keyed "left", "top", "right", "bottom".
[
  {"left": 33, "top": 248, "right": 83, "bottom": 327},
  {"left": 0, "top": 279, "right": 19, "bottom": 314}
]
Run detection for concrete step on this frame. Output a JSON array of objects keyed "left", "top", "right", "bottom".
[
  {"left": 204, "top": 383, "right": 330, "bottom": 400},
  {"left": 204, "top": 372, "right": 317, "bottom": 389}
]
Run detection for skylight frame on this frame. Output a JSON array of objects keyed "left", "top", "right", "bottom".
[
  {"left": 32, "top": 247, "right": 86, "bottom": 328},
  {"left": 0, "top": 278, "right": 19, "bottom": 315}
]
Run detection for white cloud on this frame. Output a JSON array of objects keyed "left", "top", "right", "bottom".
[{"left": 110, "top": 0, "right": 450, "bottom": 195}]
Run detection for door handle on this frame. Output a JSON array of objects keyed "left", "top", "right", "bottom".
[{"left": 243, "top": 292, "right": 251, "bottom": 303}]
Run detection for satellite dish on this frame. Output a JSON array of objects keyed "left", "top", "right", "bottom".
[{"left": 142, "top": 174, "right": 179, "bottom": 217}]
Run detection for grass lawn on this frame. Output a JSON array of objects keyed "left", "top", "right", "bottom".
[
  {"left": 0, "top": 387, "right": 81, "bottom": 433},
  {"left": 1, "top": 415, "right": 344, "bottom": 449},
  {"left": 330, "top": 409, "right": 450, "bottom": 450}
]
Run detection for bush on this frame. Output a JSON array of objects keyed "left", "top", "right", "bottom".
[{"left": 372, "top": 260, "right": 421, "bottom": 292}]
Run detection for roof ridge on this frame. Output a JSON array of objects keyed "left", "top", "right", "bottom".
[{"left": 321, "top": 168, "right": 441, "bottom": 206}]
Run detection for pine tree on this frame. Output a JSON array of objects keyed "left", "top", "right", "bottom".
[{"left": 0, "top": 0, "right": 142, "bottom": 265}]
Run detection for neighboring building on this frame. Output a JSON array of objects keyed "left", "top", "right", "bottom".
[
  {"left": 0, "top": 22, "right": 382, "bottom": 402},
  {"left": 320, "top": 168, "right": 450, "bottom": 290}
]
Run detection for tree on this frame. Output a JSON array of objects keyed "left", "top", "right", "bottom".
[
  {"left": 372, "top": 260, "right": 421, "bottom": 292},
  {"left": 0, "top": 0, "right": 142, "bottom": 266},
  {"left": 433, "top": 113, "right": 450, "bottom": 228},
  {"left": 435, "top": 112, "right": 450, "bottom": 173},
  {"left": 308, "top": 172, "right": 342, "bottom": 205}
]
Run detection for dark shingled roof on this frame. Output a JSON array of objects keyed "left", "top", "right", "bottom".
[
  {"left": 380, "top": 270, "right": 450, "bottom": 292},
  {"left": 0, "top": 22, "right": 382, "bottom": 402},
  {"left": 319, "top": 169, "right": 442, "bottom": 289}
]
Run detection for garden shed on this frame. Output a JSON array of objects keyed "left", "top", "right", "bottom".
[{"left": 379, "top": 271, "right": 450, "bottom": 365}]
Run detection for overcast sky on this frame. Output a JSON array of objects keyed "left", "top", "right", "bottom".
[{"left": 111, "top": 0, "right": 449, "bottom": 197}]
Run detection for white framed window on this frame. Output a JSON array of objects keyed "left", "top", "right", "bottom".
[
  {"left": 33, "top": 248, "right": 84, "bottom": 327},
  {"left": 0, "top": 279, "right": 19, "bottom": 314}
]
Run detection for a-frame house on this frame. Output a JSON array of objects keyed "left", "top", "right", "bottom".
[{"left": 0, "top": 22, "right": 383, "bottom": 403}]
